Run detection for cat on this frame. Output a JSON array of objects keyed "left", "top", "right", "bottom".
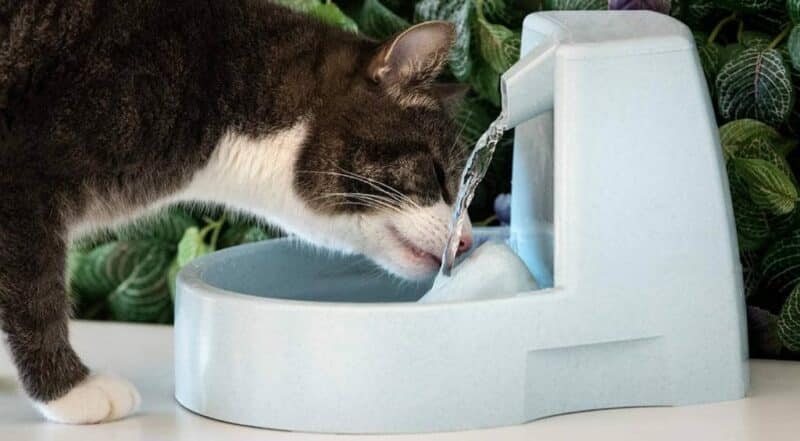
[{"left": 0, "top": 0, "right": 474, "bottom": 424}]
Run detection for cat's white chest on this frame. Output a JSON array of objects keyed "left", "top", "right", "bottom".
[
  {"left": 179, "top": 120, "right": 364, "bottom": 253},
  {"left": 68, "top": 121, "right": 310, "bottom": 241}
]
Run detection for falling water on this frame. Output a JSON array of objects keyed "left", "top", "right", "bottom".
[{"left": 439, "top": 113, "right": 508, "bottom": 277}]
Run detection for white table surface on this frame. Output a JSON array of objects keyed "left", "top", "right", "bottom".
[{"left": 1, "top": 320, "right": 798, "bottom": 441}]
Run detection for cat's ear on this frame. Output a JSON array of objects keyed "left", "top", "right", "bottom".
[
  {"left": 429, "top": 82, "right": 470, "bottom": 115},
  {"left": 368, "top": 21, "right": 455, "bottom": 89}
]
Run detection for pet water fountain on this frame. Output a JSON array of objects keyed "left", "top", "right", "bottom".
[{"left": 174, "top": 11, "right": 749, "bottom": 434}]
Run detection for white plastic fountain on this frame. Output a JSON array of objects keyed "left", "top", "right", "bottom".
[{"left": 174, "top": 11, "right": 749, "bottom": 434}]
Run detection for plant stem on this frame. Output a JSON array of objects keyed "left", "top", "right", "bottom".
[
  {"left": 475, "top": 214, "right": 497, "bottom": 226},
  {"left": 209, "top": 213, "right": 226, "bottom": 250},
  {"left": 737, "top": 20, "right": 744, "bottom": 43},
  {"left": 767, "top": 25, "right": 792, "bottom": 50},
  {"left": 198, "top": 213, "right": 226, "bottom": 250},
  {"left": 708, "top": 13, "right": 738, "bottom": 45},
  {"left": 198, "top": 223, "right": 214, "bottom": 237}
]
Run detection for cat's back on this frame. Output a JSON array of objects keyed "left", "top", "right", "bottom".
[
  {"left": 0, "top": 0, "right": 321, "bottom": 203},
  {"left": 1, "top": 0, "right": 219, "bottom": 120},
  {"left": 1, "top": 0, "right": 221, "bottom": 170},
  {"left": 2, "top": 1, "right": 99, "bottom": 113}
]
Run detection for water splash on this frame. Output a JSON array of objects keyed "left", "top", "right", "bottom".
[{"left": 439, "top": 113, "right": 508, "bottom": 277}]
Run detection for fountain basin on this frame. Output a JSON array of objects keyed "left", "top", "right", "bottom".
[{"left": 174, "top": 229, "right": 559, "bottom": 434}]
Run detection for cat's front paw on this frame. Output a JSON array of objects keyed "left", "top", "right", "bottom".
[{"left": 34, "top": 373, "right": 141, "bottom": 424}]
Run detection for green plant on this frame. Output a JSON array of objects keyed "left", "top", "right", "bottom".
[
  {"left": 68, "top": 207, "right": 278, "bottom": 322},
  {"left": 66, "top": 0, "right": 800, "bottom": 360},
  {"left": 678, "top": 1, "right": 800, "bottom": 359}
]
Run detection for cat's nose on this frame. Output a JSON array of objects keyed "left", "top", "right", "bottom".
[{"left": 456, "top": 232, "right": 473, "bottom": 255}]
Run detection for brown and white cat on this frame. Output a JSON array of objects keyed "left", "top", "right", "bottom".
[{"left": 0, "top": 0, "right": 473, "bottom": 424}]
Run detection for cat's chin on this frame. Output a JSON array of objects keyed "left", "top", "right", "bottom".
[
  {"left": 387, "top": 256, "right": 441, "bottom": 281},
  {"left": 352, "top": 201, "right": 471, "bottom": 281},
  {"left": 366, "top": 225, "right": 443, "bottom": 281},
  {"left": 376, "top": 256, "right": 440, "bottom": 281}
]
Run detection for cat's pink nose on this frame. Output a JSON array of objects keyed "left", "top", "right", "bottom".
[{"left": 456, "top": 232, "right": 473, "bottom": 255}]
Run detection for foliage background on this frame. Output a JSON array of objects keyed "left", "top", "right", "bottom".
[{"left": 67, "top": 0, "right": 800, "bottom": 360}]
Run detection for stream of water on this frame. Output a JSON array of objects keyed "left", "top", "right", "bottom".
[{"left": 438, "top": 113, "right": 508, "bottom": 277}]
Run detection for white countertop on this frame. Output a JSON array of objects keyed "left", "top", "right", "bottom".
[{"left": 1, "top": 320, "right": 798, "bottom": 441}]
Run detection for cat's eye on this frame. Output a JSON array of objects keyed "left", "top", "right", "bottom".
[{"left": 433, "top": 161, "right": 451, "bottom": 203}]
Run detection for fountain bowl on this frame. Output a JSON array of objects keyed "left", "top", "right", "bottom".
[{"left": 173, "top": 228, "right": 561, "bottom": 434}]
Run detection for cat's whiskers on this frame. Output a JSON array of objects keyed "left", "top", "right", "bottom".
[
  {"left": 315, "top": 192, "right": 432, "bottom": 243},
  {"left": 441, "top": 110, "right": 472, "bottom": 174},
  {"left": 448, "top": 110, "right": 471, "bottom": 159},
  {"left": 333, "top": 170, "right": 461, "bottom": 246},
  {"left": 312, "top": 192, "right": 401, "bottom": 209},
  {"left": 331, "top": 166, "right": 407, "bottom": 198},
  {"left": 298, "top": 169, "right": 416, "bottom": 209},
  {"left": 319, "top": 201, "right": 393, "bottom": 212},
  {"left": 314, "top": 192, "right": 405, "bottom": 215},
  {"left": 331, "top": 167, "right": 423, "bottom": 211},
  {"left": 300, "top": 170, "right": 452, "bottom": 252}
]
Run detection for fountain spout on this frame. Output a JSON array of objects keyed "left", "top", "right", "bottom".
[{"left": 500, "top": 32, "right": 559, "bottom": 128}]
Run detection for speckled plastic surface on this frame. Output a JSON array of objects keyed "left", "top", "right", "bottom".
[{"left": 174, "top": 11, "right": 749, "bottom": 434}]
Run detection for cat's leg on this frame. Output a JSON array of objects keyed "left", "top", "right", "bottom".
[{"left": 0, "top": 219, "right": 140, "bottom": 424}]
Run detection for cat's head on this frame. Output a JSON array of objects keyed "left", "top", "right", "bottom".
[{"left": 294, "top": 22, "right": 473, "bottom": 280}]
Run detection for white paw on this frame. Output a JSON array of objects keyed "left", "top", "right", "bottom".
[{"left": 34, "top": 373, "right": 141, "bottom": 424}]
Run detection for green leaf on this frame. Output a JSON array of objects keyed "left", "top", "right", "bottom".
[
  {"left": 714, "top": 0, "right": 775, "bottom": 12},
  {"left": 761, "top": 229, "right": 800, "bottom": 294},
  {"left": 716, "top": 47, "right": 794, "bottom": 126},
  {"left": 469, "top": 62, "right": 501, "bottom": 106},
  {"left": 788, "top": 25, "right": 800, "bottom": 71},
  {"left": 117, "top": 207, "right": 198, "bottom": 244},
  {"left": 476, "top": 18, "right": 520, "bottom": 74},
  {"left": 718, "top": 43, "right": 745, "bottom": 68},
  {"left": 736, "top": 138, "right": 795, "bottom": 179},
  {"left": 177, "top": 226, "right": 210, "bottom": 267},
  {"left": 720, "top": 119, "right": 798, "bottom": 158},
  {"left": 789, "top": 0, "right": 800, "bottom": 23},
  {"left": 731, "top": 158, "right": 798, "bottom": 215},
  {"left": 415, "top": 0, "right": 474, "bottom": 81},
  {"left": 741, "top": 251, "right": 763, "bottom": 297},
  {"left": 738, "top": 31, "right": 772, "bottom": 48},
  {"left": 454, "top": 96, "right": 497, "bottom": 149},
  {"left": 108, "top": 246, "right": 174, "bottom": 323},
  {"left": 358, "top": 0, "right": 410, "bottom": 39},
  {"left": 778, "top": 284, "right": 800, "bottom": 351},
  {"left": 678, "top": 0, "right": 715, "bottom": 26},
  {"left": 767, "top": 206, "right": 800, "bottom": 238},
  {"left": 380, "top": 0, "right": 410, "bottom": 10},
  {"left": 694, "top": 33, "right": 722, "bottom": 88},
  {"left": 218, "top": 224, "right": 276, "bottom": 249},
  {"left": 542, "top": 0, "right": 606, "bottom": 10},
  {"left": 480, "top": 0, "right": 516, "bottom": 23},
  {"left": 728, "top": 164, "right": 771, "bottom": 250},
  {"left": 218, "top": 223, "right": 252, "bottom": 249},
  {"left": 69, "top": 240, "right": 168, "bottom": 301},
  {"left": 242, "top": 226, "right": 274, "bottom": 243},
  {"left": 308, "top": 2, "right": 359, "bottom": 33}
]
